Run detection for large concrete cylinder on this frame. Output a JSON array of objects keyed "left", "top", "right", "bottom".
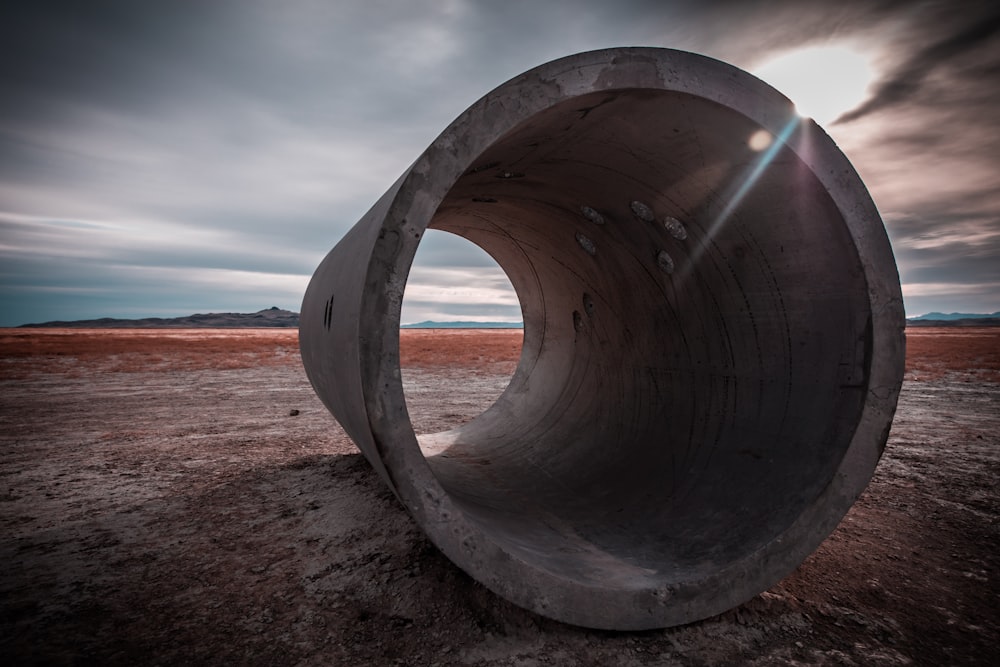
[{"left": 300, "top": 48, "right": 905, "bottom": 630}]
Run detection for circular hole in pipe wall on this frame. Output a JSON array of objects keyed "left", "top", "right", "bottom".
[{"left": 400, "top": 229, "right": 523, "bottom": 441}]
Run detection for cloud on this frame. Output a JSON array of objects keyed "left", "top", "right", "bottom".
[
  {"left": 402, "top": 263, "right": 521, "bottom": 324},
  {"left": 1, "top": 0, "right": 999, "bottom": 324},
  {"left": 1, "top": 255, "right": 309, "bottom": 324},
  {"left": 404, "top": 267, "right": 519, "bottom": 307},
  {"left": 899, "top": 279, "right": 1000, "bottom": 317},
  {"left": 902, "top": 281, "right": 1000, "bottom": 298},
  {"left": 835, "top": 10, "right": 1000, "bottom": 124}
]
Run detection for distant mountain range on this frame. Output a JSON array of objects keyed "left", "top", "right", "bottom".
[
  {"left": 906, "top": 312, "right": 1000, "bottom": 327},
  {"left": 18, "top": 308, "right": 997, "bottom": 329},
  {"left": 17, "top": 309, "right": 525, "bottom": 329},
  {"left": 19, "top": 307, "right": 300, "bottom": 328},
  {"left": 400, "top": 320, "right": 523, "bottom": 329}
]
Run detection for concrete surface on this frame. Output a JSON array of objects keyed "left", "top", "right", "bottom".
[{"left": 299, "top": 47, "right": 905, "bottom": 630}]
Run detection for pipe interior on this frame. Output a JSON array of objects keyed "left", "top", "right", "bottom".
[{"left": 415, "top": 89, "right": 871, "bottom": 588}]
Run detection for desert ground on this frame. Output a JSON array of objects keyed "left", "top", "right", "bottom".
[{"left": 1, "top": 327, "right": 997, "bottom": 665}]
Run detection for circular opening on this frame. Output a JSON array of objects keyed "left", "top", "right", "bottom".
[
  {"left": 400, "top": 230, "right": 523, "bottom": 437},
  {"left": 413, "top": 89, "right": 872, "bottom": 588}
]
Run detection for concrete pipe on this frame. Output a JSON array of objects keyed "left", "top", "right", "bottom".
[{"left": 299, "top": 47, "right": 905, "bottom": 630}]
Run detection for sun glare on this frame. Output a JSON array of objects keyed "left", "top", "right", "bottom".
[{"left": 752, "top": 44, "right": 875, "bottom": 126}]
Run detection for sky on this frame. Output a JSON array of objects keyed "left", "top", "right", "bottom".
[{"left": 1, "top": 0, "right": 998, "bottom": 325}]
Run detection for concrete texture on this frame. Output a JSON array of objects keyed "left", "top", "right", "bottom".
[{"left": 299, "top": 47, "right": 905, "bottom": 630}]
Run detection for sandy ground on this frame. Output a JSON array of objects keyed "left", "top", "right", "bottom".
[{"left": 0, "top": 327, "right": 997, "bottom": 666}]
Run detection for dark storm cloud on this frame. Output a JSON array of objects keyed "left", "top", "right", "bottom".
[
  {"left": 815, "top": 2, "right": 1000, "bottom": 316},
  {"left": 0, "top": 0, "right": 480, "bottom": 324},
  {"left": 1, "top": 0, "right": 999, "bottom": 323},
  {"left": 411, "top": 230, "right": 504, "bottom": 269},
  {"left": 836, "top": 10, "right": 1000, "bottom": 123}
]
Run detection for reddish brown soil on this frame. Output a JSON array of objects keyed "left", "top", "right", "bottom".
[
  {"left": 0, "top": 329, "right": 301, "bottom": 378},
  {"left": 399, "top": 329, "right": 522, "bottom": 370},
  {"left": 1, "top": 327, "right": 997, "bottom": 665},
  {"left": 904, "top": 327, "right": 1000, "bottom": 382}
]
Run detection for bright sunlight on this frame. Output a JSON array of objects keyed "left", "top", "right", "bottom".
[{"left": 751, "top": 43, "right": 876, "bottom": 126}]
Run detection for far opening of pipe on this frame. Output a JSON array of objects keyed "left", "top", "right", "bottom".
[{"left": 400, "top": 230, "right": 523, "bottom": 439}]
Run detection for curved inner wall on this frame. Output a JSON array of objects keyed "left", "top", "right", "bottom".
[{"left": 415, "top": 90, "right": 871, "bottom": 587}]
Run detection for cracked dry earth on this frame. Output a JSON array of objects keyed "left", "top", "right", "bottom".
[{"left": 1, "top": 327, "right": 998, "bottom": 666}]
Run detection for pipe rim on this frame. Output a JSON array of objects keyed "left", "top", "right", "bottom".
[{"left": 351, "top": 47, "right": 904, "bottom": 629}]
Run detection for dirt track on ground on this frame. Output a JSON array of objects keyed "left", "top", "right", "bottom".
[{"left": 1, "top": 328, "right": 998, "bottom": 665}]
